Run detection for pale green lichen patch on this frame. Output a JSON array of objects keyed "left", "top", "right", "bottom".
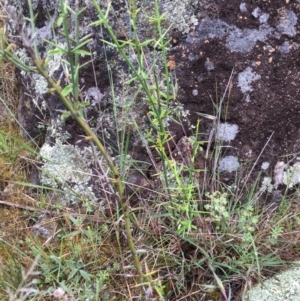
[
  {"left": 31, "top": 42, "right": 64, "bottom": 95},
  {"left": 46, "top": 43, "right": 65, "bottom": 76},
  {"left": 39, "top": 140, "right": 97, "bottom": 204},
  {"left": 160, "top": 0, "right": 199, "bottom": 33},
  {"left": 46, "top": 118, "right": 71, "bottom": 142},
  {"left": 150, "top": 0, "right": 198, "bottom": 33},
  {"left": 32, "top": 73, "right": 48, "bottom": 95},
  {"left": 127, "top": 0, "right": 199, "bottom": 42},
  {"left": 245, "top": 266, "right": 300, "bottom": 301}
]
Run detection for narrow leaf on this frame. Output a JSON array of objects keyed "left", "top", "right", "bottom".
[
  {"left": 57, "top": 15, "right": 64, "bottom": 27},
  {"left": 61, "top": 112, "right": 71, "bottom": 120},
  {"left": 80, "top": 101, "right": 90, "bottom": 107},
  {"left": 61, "top": 84, "right": 73, "bottom": 97},
  {"left": 79, "top": 270, "right": 91, "bottom": 282},
  {"left": 73, "top": 49, "right": 91, "bottom": 56},
  {"left": 48, "top": 48, "right": 65, "bottom": 55}
]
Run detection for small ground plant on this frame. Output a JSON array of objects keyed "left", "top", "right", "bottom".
[{"left": 1, "top": 1, "right": 300, "bottom": 301}]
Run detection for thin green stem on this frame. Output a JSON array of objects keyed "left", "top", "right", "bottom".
[
  {"left": 27, "top": 0, "right": 40, "bottom": 60},
  {"left": 32, "top": 58, "right": 123, "bottom": 198},
  {"left": 154, "top": 0, "right": 170, "bottom": 95},
  {"left": 30, "top": 60, "right": 145, "bottom": 282}
]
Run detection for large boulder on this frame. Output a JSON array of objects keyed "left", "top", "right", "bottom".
[
  {"left": 5, "top": 0, "right": 300, "bottom": 203},
  {"left": 170, "top": 1, "right": 300, "bottom": 186}
]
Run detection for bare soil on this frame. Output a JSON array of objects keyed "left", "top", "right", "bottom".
[{"left": 169, "top": 0, "right": 300, "bottom": 183}]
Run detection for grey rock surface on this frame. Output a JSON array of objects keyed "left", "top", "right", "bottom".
[{"left": 245, "top": 267, "right": 300, "bottom": 301}]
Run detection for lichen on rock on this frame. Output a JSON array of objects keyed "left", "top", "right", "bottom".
[
  {"left": 159, "top": 0, "right": 199, "bottom": 33},
  {"left": 216, "top": 123, "right": 239, "bottom": 142},
  {"left": 218, "top": 156, "right": 240, "bottom": 172},
  {"left": 39, "top": 140, "right": 98, "bottom": 204}
]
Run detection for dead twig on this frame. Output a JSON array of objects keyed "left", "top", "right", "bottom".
[{"left": 0, "top": 200, "right": 110, "bottom": 223}]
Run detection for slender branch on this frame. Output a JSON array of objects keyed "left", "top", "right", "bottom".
[{"left": 3, "top": 0, "right": 146, "bottom": 288}]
